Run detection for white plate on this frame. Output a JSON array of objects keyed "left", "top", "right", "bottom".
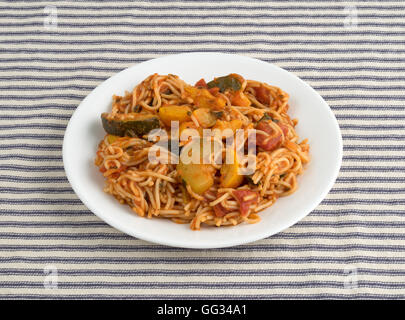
[{"left": 63, "top": 52, "right": 342, "bottom": 249}]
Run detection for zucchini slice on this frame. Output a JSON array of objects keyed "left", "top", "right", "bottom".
[
  {"left": 101, "top": 113, "right": 160, "bottom": 137},
  {"left": 207, "top": 74, "right": 242, "bottom": 93}
]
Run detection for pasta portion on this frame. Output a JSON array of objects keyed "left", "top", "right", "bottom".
[{"left": 94, "top": 73, "right": 310, "bottom": 230}]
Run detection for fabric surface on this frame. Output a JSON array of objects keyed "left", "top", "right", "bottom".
[{"left": 0, "top": 0, "right": 404, "bottom": 299}]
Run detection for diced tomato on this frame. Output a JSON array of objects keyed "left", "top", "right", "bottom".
[
  {"left": 99, "top": 166, "right": 107, "bottom": 173},
  {"left": 212, "top": 193, "right": 230, "bottom": 218},
  {"left": 255, "top": 121, "right": 288, "bottom": 151},
  {"left": 212, "top": 193, "right": 232, "bottom": 217},
  {"left": 213, "top": 203, "right": 231, "bottom": 217},
  {"left": 195, "top": 78, "right": 208, "bottom": 88},
  {"left": 254, "top": 85, "right": 270, "bottom": 104},
  {"left": 233, "top": 190, "right": 259, "bottom": 216}
]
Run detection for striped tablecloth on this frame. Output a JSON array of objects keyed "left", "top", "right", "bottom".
[{"left": 1, "top": 0, "right": 404, "bottom": 299}]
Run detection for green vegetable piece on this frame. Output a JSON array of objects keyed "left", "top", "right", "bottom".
[
  {"left": 207, "top": 75, "right": 242, "bottom": 93},
  {"left": 101, "top": 113, "right": 160, "bottom": 137}
]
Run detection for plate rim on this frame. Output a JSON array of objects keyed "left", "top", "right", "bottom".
[{"left": 63, "top": 52, "right": 343, "bottom": 249}]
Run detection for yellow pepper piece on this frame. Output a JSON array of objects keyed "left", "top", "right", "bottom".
[
  {"left": 158, "top": 105, "right": 192, "bottom": 127},
  {"left": 220, "top": 149, "right": 244, "bottom": 188}
]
